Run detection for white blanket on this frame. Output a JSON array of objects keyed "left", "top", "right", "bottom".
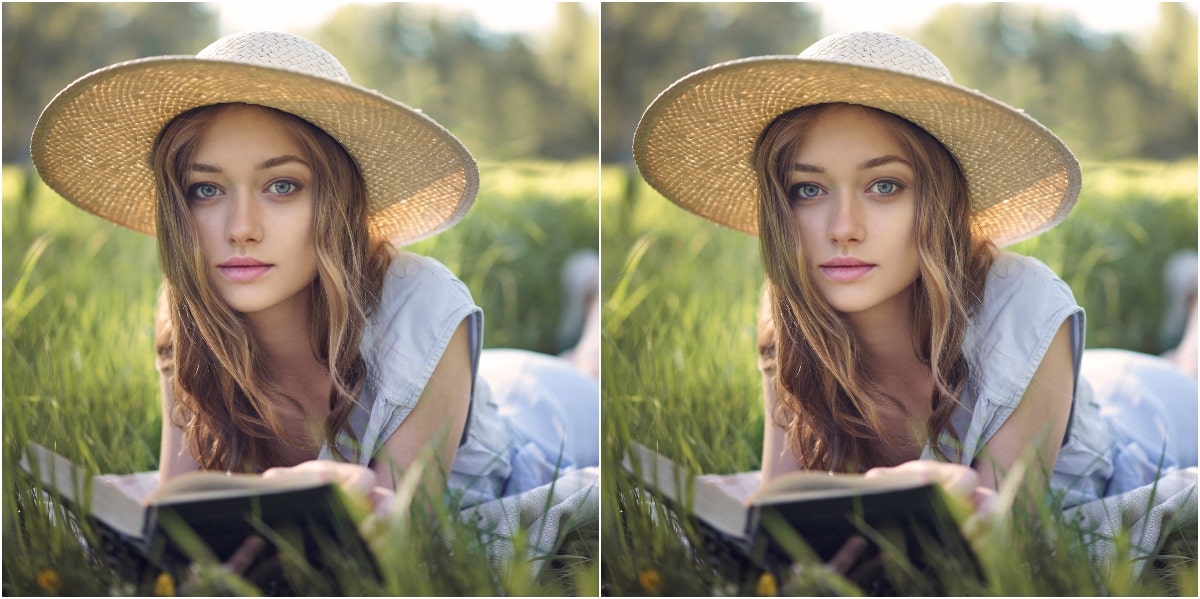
[
  {"left": 1063, "top": 467, "right": 1198, "bottom": 576},
  {"left": 459, "top": 466, "right": 599, "bottom": 576}
]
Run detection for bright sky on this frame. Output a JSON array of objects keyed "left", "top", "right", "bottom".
[
  {"left": 213, "top": 1, "right": 594, "bottom": 36},
  {"left": 817, "top": 1, "right": 1185, "bottom": 36},
  {"left": 212, "top": 1, "right": 1190, "bottom": 38}
]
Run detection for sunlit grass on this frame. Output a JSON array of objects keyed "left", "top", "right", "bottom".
[
  {"left": 600, "top": 160, "right": 1198, "bottom": 595},
  {"left": 2, "top": 160, "right": 598, "bottom": 596}
]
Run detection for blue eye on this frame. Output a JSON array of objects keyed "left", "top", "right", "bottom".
[
  {"left": 871, "top": 180, "right": 902, "bottom": 195},
  {"left": 788, "top": 183, "right": 824, "bottom": 201},
  {"left": 269, "top": 180, "right": 298, "bottom": 195},
  {"left": 187, "top": 183, "right": 221, "bottom": 201}
]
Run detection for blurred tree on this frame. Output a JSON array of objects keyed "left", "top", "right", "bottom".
[
  {"left": 311, "top": 3, "right": 596, "bottom": 161},
  {"left": 600, "top": 3, "right": 821, "bottom": 163},
  {"left": 539, "top": 2, "right": 600, "bottom": 158},
  {"left": 3, "top": 2, "right": 218, "bottom": 163},
  {"left": 1141, "top": 2, "right": 1198, "bottom": 158},
  {"left": 915, "top": 3, "right": 1196, "bottom": 160}
]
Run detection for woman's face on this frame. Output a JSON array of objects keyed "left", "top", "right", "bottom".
[
  {"left": 786, "top": 105, "right": 920, "bottom": 322},
  {"left": 186, "top": 105, "right": 318, "bottom": 319}
]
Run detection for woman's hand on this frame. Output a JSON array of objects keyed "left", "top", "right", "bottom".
[
  {"left": 263, "top": 460, "right": 396, "bottom": 515},
  {"left": 865, "top": 460, "right": 997, "bottom": 517}
]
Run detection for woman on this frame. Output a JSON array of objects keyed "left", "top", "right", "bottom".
[
  {"left": 633, "top": 31, "right": 1196, "bottom": 513},
  {"left": 31, "top": 31, "right": 598, "bottom": 512}
]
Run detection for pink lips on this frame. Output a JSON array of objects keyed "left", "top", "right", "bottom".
[
  {"left": 819, "top": 256, "right": 875, "bottom": 282},
  {"left": 218, "top": 256, "right": 272, "bottom": 282}
]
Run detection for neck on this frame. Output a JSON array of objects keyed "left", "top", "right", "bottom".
[
  {"left": 845, "top": 285, "right": 932, "bottom": 407},
  {"left": 242, "top": 287, "right": 330, "bottom": 411},
  {"left": 846, "top": 286, "right": 920, "bottom": 369}
]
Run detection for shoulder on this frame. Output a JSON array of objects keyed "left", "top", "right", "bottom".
[
  {"left": 361, "top": 250, "right": 481, "bottom": 401},
  {"left": 974, "top": 251, "right": 1080, "bottom": 336},
  {"left": 981, "top": 251, "right": 1076, "bottom": 307},
  {"left": 365, "top": 250, "right": 481, "bottom": 364},
  {"left": 377, "top": 250, "right": 474, "bottom": 308},
  {"left": 968, "top": 251, "right": 1083, "bottom": 407}
]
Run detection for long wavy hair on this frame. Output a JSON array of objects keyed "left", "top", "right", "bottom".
[
  {"left": 152, "top": 103, "right": 392, "bottom": 472},
  {"left": 754, "top": 103, "right": 994, "bottom": 472}
]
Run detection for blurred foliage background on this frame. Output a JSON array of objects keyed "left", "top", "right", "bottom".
[
  {"left": 601, "top": 2, "right": 1196, "bottom": 164},
  {"left": 3, "top": 1, "right": 599, "bottom": 164}
]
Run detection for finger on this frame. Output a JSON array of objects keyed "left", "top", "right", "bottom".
[
  {"left": 370, "top": 486, "right": 396, "bottom": 515},
  {"left": 971, "top": 486, "right": 997, "bottom": 517},
  {"left": 825, "top": 535, "right": 868, "bottom": 575},
  {"left": 264, "top": 462, "right": 377, "bottom": 498},
  {"left": 223, "top": 535, "right": 266, "bottom": 575}
]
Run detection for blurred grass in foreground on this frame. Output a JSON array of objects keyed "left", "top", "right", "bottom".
[
  {"left": 2, "top": 160, "right": 599, "bottom": 596},
  {"left": 600, "top": 160, "right": 1198, "bottom": 595}
]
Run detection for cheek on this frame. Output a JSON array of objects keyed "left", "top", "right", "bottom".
[
  {"left": 789, "top": 209, "right": 822, "bottom": 258},
  {"left": 188, "top": 208, "right": 222, "bottom": 253}
]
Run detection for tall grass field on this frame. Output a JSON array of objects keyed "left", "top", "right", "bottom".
[
  {"left": 600, "top": 160, "right": 1198, "bottom": 595},
  {"left": 2, "top": 161, "right": 599, "bottom": 596}
]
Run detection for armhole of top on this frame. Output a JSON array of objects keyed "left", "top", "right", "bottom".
[
  {"left": 1061, "top": 310, "right": 1085, "bottom": 447},
  {"left": 458, "top": 310, "right": 483, "bottom": 447}
]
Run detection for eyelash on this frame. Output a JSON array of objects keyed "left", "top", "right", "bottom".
[
  {"left": 786, "top": 179, "right": 905, "bottom": 202},
  {"left": 186, "top": 182, "right": 221, "bottom": 202},
  {"left": 184, "top": 179, "right": 303, "bottom": 202},
  {"left": 268, "top": 180, "right": 301, "bottom": 195}
]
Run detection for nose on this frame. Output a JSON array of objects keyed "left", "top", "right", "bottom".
[
  {"left": 828, "top": 191, "right": 865, "bottom": 246},
  {"left": 225, "top": 189, "right": 263, "bottom": 246}
]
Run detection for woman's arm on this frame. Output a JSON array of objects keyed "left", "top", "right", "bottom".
[
  {"left": 972, "top": 318, "right": 1076, "bottom": 493},
  {"left": 155, "top": 289, "right": 200, "bottom": 484},
  {"left": 370, "top": 318, "right": 474, "bottom": 499},
  {"left": 762, "top": 371, "right": 804, "bottom": 481},
  {"left": 159, "top": 377, "right": 202, "bottom": 483},
  {"left": 758, "top": 288, "right": 803, "bottom": 481}
]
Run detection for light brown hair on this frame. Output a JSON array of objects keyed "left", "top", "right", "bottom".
[
  {"left": 754, "top": 103, "right": 994, "bottom": 472},
  {"left": 152, "top": 103, "right": 391, "bottom": 472}
]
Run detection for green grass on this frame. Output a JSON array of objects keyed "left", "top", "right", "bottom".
[
  {"left": 2, "top": 160, "right": 599, "bottom": 596},
  {"left": 600, "top": 160, "right": 1198, "bottom": 595}
]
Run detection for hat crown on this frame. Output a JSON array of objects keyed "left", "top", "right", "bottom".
[
  {"left": 197, "top": 31, "right": 352, "bottom": 83},
  {"left": 799, "top": 31, "right": 953, "bottom": 84}
]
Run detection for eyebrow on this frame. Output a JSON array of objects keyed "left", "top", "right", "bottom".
[
  {"left": 790, "top": 154, "right": 912, "bottom": 173},
  {"left": 189, "top": 154, "right": 310, "bottom": 173}
]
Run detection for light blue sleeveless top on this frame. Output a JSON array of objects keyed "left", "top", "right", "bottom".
[
  {"left": 319, "top": 251, "right": 600, "bottom": 507},
  {"left": 921, "top": 251, "right": 1198, "bottom": 508}
]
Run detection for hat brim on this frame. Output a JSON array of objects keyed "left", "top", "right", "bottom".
[
  {"left": 32, "top": 56, "right": 478, "bottom": 245},
  {"left": 633, "top": 56, "right": 1081, "bottom": 247}
]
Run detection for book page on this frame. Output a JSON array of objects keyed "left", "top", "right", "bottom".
[
  {"left": 149, "top": 469, "right": 328, "bottom": 505},
  {"left": 19, "top": 444, "right": 146, "bottom": 539},
  {"left": 95, "top": 471, "right": 159, "bottom": 504},
  {"left": 751, "top": 470, "right": 928, "bottom": 506},
  {"left": 697, "top": 471, "right": 762, "bottom": 504},
  {"left": 622, "top": 443, "right": 751, "bottom": 539}
]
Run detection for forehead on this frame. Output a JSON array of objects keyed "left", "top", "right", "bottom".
[
  {"left": 795, "top": 105, "right": 909, "bottom": 160},
  {"left": 193, "top": 105, "right": 306, "bottom": 158}
]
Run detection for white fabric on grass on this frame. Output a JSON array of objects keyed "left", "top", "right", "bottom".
[
  {"left": 458, "top": 466, "right": 599, "bottom": 576},
  {"left": 1062, "top": 467, "right": 1197, "bottom": 576}
]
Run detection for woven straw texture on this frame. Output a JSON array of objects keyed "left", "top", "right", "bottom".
[
  {"left": 633, "top": 31, "right": 1081, "bottom": 247},
  {"left": 31, "top": 31, "right": 478, "bottom": 245}
]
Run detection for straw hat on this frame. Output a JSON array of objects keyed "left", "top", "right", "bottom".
[
  {"left": 633, "top": 31, "right": 1081, "bottom": 247},
  {"left": 31, "top": 31, "right": 478, "bottom": 245}
]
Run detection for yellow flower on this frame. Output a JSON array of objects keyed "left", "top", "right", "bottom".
[
  {"left": 638, "top": 567, "right": 663, "bottom": 593},
  {"left": 153, "top": 571, "right": 176, "bottom": 596},
  {"left": 756, "top": 571, "right": 778, "bottom": 596},
  {"left": 36, "top": 566, "right": 61, "bottom": 594}
]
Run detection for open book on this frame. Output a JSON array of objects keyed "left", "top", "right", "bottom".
[
  {"left": 19, "top": 443, "right": 375, "bottom": 590},
  {"left": 621, "top": 442, "right": 979, "bottom": 589}
]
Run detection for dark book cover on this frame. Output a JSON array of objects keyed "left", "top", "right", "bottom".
[
  {"left": 19, "top": 443, "right": 379, "bottom": 594},
  {"left": 621, "top": 442, "right": 983, "bottom": 594}
]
